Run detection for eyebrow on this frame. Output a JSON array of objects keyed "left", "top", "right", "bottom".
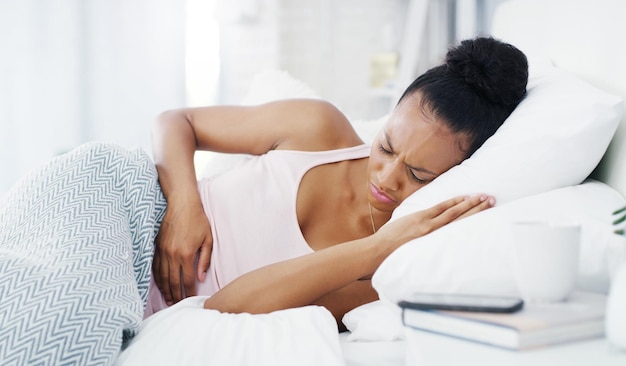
[{"left": 384, "top": 132, "right": 437, "bottom": 176}]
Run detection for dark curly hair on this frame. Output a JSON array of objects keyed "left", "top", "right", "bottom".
[{"left": 398, "top": 37, "right": 529, "bottom": 157}]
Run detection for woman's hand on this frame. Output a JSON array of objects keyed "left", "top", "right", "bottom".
[
  {"left": 374, "top": 194, "right": 495, "bottom": 250},
  {"left": 152, "top": 199, "right": 213, "bottom": 304}
]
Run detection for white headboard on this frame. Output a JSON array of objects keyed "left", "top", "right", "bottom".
[{"left": 491, "top": 0, "right": 626, "bottom": 198}]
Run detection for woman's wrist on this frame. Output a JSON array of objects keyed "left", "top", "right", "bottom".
[
  {"left": 356, "top": 234, "right": 396, "bottom": 278},
  {"left": 164, "top": 189, "right": 204, "bottom": 213},
  {"left": 371, "top": 227, "right": 406, "bottom": 258}
]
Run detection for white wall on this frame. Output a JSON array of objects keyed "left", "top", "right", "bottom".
[
  {"left": 0, "top": 0, "right": 186, "bottom": 195},
  {"left": 277, "top": 0, "right": 408, "bottom": 120},
  {"left": 216, "top": 0, "right": 493, "bottom": 122},
  {"left": 0, "top": 0, "right": 498, "bottom": 196},
  {"left": 0, "top": 1, "right": 84, "bottom": 193},
  {"left": 83, "top": 0, "right": 186, "bottom": 150},
  {"left": 217, "top": 0, "right": 432, "bottom": 121}
]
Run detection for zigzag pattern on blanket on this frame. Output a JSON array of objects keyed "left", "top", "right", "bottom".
[{"left": 0, "top": 142, "right": 167, "bottom": 365}]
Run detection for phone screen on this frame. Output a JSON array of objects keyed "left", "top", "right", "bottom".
[{"left": 398, "top": 293, "right": 524, "bottom": 313}]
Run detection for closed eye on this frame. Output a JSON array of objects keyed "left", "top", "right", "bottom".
[
  {"left": 379, "top": 141, "right": 430, "bottom": 184},
  {"left": 378, "top": 143, "right": 393, "bottom": 155},
  {"left": 408, "top": 169, "right": 428, "bottom": 184}
]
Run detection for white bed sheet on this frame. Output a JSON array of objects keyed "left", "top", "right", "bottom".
[
  {"left": 117, "top": 295, "right": 407, "bottom": 366},
  {"left": 117, "top": 296, "right": 346, "bottom": 366},
  {"left": 339, "top": 333, "right": 405, "bottom": 366}
]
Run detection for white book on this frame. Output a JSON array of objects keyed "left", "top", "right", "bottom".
[{"left": 400, "top": 291, "right": 606, "bottom": 350}]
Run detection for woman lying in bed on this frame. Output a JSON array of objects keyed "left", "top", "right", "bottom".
[{"left": 146, "top": 36, "right": 529, "bottom": 329}]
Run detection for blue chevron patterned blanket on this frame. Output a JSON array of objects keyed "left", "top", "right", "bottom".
[{"left": 0, "top": 142, "right": 166, "bottom": 365}]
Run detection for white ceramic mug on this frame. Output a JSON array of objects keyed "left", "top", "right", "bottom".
[{"left": 511, "top": 221, "right": 581, "bottom": 303}]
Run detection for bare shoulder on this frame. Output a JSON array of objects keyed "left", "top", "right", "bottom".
[{"left": 274, "top": 99, "right": 364, "bottom": 151}]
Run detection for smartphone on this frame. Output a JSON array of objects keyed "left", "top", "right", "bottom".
[{"left": 398, "top": 293, "right": 524, "bottom": 313}]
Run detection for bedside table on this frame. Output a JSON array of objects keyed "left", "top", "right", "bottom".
[{"left": 405, "top": 329, "right": 626, "bottom": 366}]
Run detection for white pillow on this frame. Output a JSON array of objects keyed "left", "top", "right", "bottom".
[
  {"left": 373, "top": 181, "right": 626, "bottom": 305},
  {"left": 341, "top": 299, "right": 404, "bottom": 342},
  {"left": 344, "top": 182, "right": 626, "bottom": 341},
  {"left": 391, "top": 64, "right": 623, "bottom": 219}
]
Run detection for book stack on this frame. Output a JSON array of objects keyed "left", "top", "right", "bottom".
[{"left": 400, "top": 291, "right": 606, "bottom": 350}]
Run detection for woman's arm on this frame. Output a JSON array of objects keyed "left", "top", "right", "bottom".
[
  {"left": 203, "top": 194, "right": 493, "bottom": 320},
  {"left": 203, "top": 232, "right": 385, "bottom": 313},
  {"left": 151, "top": 99, "right": 362, "bottom": 304},
  {"left": 151, "top": 106, "right": 212, "bottom": 304}
]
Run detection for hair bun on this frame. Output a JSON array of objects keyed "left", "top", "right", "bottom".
[{"left": 446, "top": 37, "right": 528, "bottom": 107}]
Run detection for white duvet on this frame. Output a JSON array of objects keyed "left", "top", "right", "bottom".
[{"left": 116, "top": 297, "right": 346, "bottom": 366}]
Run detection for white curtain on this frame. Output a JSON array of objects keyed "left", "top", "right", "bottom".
[{"left": 0, "top": 0, "right": 186, "bottom": 195}]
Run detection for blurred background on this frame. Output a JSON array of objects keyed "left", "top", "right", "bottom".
[{"left": 0, "top": 0, "right": 506, "bottom": 195}]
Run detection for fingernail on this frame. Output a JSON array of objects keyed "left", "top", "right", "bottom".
[
  {"left": 479, "top": 195, "right": 487, "bottom": 202},
  {"left": 488, "top": 198, "right": 496, "bottom": 206}
]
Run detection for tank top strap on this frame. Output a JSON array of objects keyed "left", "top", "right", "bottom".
[{"left": 269, "top": 144, "right": 371, "bottom": 176}]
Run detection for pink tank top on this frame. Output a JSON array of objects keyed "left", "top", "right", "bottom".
[{"left": 144, "top": 144, "right": 370, "bottom": 317}]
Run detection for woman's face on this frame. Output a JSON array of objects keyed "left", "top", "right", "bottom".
[{"left": 368, "top": 92, "right": 469, "bottom": 212}]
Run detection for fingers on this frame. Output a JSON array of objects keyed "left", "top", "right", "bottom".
[
  {"left": 423, "top": 194, "right": 495, "bottom": 232},
  {"left": 370, "top": 193, "right": 497, "bottom": 253},
  {"left": 424, "top": 195, "right": 470, "bottom": 218},
  {"left": 159, "top": 249, "right": 200, "bottom": 304},
  {"left": 153, "top": 234, "right": 181, "bottom": 304},
  {"left": 440, "top": 194, "right": 495, "bottom": 222},
  {"left": 152, "top": 235, "right": 172, "bottom": 302},
  {"left": 160, "top": 254, "right": 174, "bottom": 305},
  {"left": 157, "top": 261, "right": 184, "bottom": 305},
  {"left": 169, "top": 262, "right": 184, "bottom": 304},
  {"left": 182, "top": 255, "right": 197, "bottom": 298},
  {"left": 456, "top": 194, "right": 495, "bottom": 221},
  {"left": 196, "top": 240, "right": 213, "bottom": 283}
]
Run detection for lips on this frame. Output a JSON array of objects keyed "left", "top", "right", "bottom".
[{"left": 369, "top": 182, "right": 396, "bottom": 204}]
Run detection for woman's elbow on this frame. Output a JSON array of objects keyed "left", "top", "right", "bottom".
[{"left": 153, "top": 109, "right": 189, "bottom": 129}]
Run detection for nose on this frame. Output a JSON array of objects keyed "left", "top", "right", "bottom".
[{"left": 376, "top": 159, "right": 401, "bottom": 192}]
